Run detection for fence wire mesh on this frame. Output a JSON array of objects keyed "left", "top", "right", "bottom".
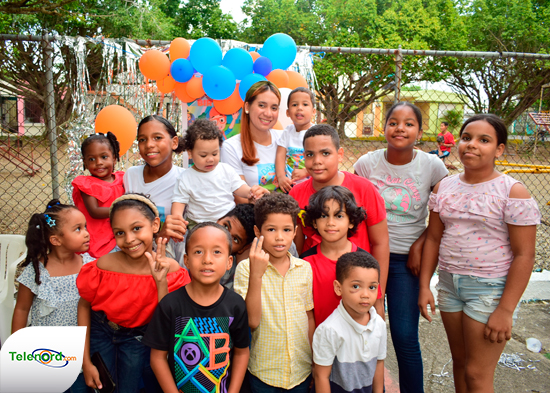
[{"left": 0, "top": 35, "right": 548, "bottom": 271}]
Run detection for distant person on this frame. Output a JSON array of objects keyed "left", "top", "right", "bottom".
[
  {"left": 313, "top": 252, "right": 386, "bottom": 393},
  {"left": 429, "top": 121, "right": 455, "bottom": 158},
  {"left": 419, "top": 114, "right": 540, "bottom": 392}
]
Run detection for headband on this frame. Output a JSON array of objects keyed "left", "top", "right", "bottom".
[{"left": 109, "top": 194, "right": 160, "bottom": 217}]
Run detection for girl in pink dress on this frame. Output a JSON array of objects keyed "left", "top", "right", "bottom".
[
  {"left": 72, "top": 132, "right": 124, "bottom": 258},
  {"left": 419, "top": 114, "right": 540, "bottom": 393}
]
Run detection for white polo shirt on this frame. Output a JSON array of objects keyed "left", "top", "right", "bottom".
[{"left": 313, "top": 301, "right": 387, "bottom": 393}]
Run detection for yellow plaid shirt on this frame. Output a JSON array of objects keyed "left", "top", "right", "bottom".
[{"left": 234, "top": 253, "right": 314, "bottom": 389}]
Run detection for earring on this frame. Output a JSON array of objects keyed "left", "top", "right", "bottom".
[{"left": 245, "top": 111, "right": 249, "bottom": 114}]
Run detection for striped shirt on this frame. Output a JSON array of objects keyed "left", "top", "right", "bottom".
[{"left": 234, "top": 253, "right": 314, "bottom": 389}]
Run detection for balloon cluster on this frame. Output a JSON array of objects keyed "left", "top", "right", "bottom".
[{"left": 138, "top": 34, "right": 309, "bottom": 115}]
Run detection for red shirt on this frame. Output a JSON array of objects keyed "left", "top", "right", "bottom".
[
  {"left": 77, "top": 261, "right": 191, "bottom": 328},
  {"left": 439, "top": 132, "right": 455, "bottom": 153},
  {"left": 72, "top": 172, "right": 125, "bottom": 258},
  {"left": 289, "top": 171, "right": 387, "bottom": 253}
]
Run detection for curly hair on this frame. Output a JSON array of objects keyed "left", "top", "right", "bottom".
[
  {"left": 336, "top": 251, "right": 380, "bottom": 283},
  {"left": 81, "top": 132, "right": 120, "bottom": 169},
  {"left": 254, "top": 193, "right": 299, "bottom": 230},
  {"left": 23, "top": 199, "right": 80, "bottom": 285},
  {"left": 185, "top": 221, "right": 233, "bottom": 255},
  {"left": 304, "top": 186, "right": 366, "bottom": 237},
  {"left": 220, "top": 204, "right": 255, "bottom": 247},
  {"left": 183, "top": 118, "right": 223, "bottom": 151},
  {"left": 138, "top": 115, "right": 185, "bottom": 153}
]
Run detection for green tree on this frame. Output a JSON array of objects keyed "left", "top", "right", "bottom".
[{"left": 442, "top": 0, "right": 550, "bottom": 126}]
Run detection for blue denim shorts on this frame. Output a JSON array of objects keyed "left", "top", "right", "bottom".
[{"left": 436, "top": 270, "right": 519, "bottom": 325}]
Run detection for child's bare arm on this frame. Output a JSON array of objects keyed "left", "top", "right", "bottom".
[
  {"left": 233, "top": 184, "right": 269, "bottom": 201},
  {"left": 276, "top": 145, "right": 293, "bottom": 193},
  {"left": 11, "top": 284, "right": 33, "bottom": 333},
  {"left": 418, "top": 186, "right": 444, "bottom": 322},
  {"left": 81, "top": 192, "right": 110, "bottom": 219},
  {"left": 227, "top": 347, "right": 250, "bottom": 393},
  {"left": 373, "top": 360, "right": 384, "bottom": 393},
  {"left": 313, "top": 364, "right": 332, "bottom": 393},
  {"left": 294, "top": 222, "right": 305, "bottom": 255},
  {"left": 485, "top": 184, "right": 536, "bottom": 343},
  {"left": 246, "top": 237, "right": 269, "bottom": 329},
  {"left": 367, "top": 219, "right": 389, "bottom": 319},
  {"left": 171, "top": 201, "right": 186, "bottom": 218},
  {"left": 150, "top": 349, "right": 179, "bottom": 393},
  {"left": 307, "top": 310, "right": 315, "bottom": 347},
  {"left": 78, "top": 298, "right": 102, "bottom": 390}
]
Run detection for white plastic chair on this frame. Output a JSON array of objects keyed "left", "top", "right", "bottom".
[{"left": 0, "top": 235, "right": 27, "bottom": 346}]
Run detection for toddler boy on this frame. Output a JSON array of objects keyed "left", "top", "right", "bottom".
[
  {"left": 313, "top": 252, "right": 386, "bottom": 393},
  {"left": 234, "top": 193, "right": 314, "bottom": 392},
  {"left": 143, "top": 222, "right": 250, "bottom": 393}
]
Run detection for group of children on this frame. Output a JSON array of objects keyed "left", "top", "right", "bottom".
[{"left": 10, "top": 81, "right": 540, "bottom": 393}]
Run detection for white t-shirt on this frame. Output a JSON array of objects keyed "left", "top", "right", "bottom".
[
  {"left": 172, "top": 162, "right": 246, "bottom": 223},
  {"left": 221, "top": 129, "right": 282, "bottom": 192},
  {"left": 354, "top": 149, "right": 448, "bottom": 254},
  {"left": 313, "top": 302, "right": 386, "bottom": 392},
  {"left": 276, "top": 124, "right": 307, "bottom": 183},
  {"left": 123, "top": 165, "right": 186, "bottom": 263}
]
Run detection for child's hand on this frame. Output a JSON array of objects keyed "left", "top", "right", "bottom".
[
  {"left": 484, "top": 306, "right": 513, "bottom": 343},
  {"left": 291, "top": 168, "right": 308, "bottom": 182},
  {"left": 278, "top": 175, "right": 293, "bottom": 193},
  {"left": 83, "top": 362, "right": 102, "bottom": 389},
  {"left": 249, "top": 185, "right": 270, "bottom": 201},
  {"left": 249, "top": 236, "right": 270, "bottom": 279},
  {"left": 161, "top": 215, "right": 188, "bottom": 242},
  {"left": 418, "top": 286, "right": 436, "bottom": 322},
  {"left": 146, "top": 237, "right": 171, "bottom": 283}
]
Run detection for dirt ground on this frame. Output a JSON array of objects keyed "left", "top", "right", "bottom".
[{"left": 385, "top": 302, "right": 550, "bottom": 393}]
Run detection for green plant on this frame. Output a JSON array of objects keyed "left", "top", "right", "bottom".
[{"left": 443, "top": 108, "right": 463, "bottom": 134}]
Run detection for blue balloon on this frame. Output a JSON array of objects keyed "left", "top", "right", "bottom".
[
  {"left": 253, "top": 57, "right": 272, "bottom": 76},
  {"left": 260, "top": 33, "right": 297, "bottom": 70},
  {"left": 170, "top": 58, "right": 194, "bottom": 83},
  {"left": 189, "top": 37, "right": 223, "bottom": 74},
  {"left": 222, "top": 48, "right": 253, "bottom": 81},
  {"left": 202, "top": 66, "right": 237, "bottom": 101},
  {"left": 239, "top": 74, "right": 267, "bottom": 101}
]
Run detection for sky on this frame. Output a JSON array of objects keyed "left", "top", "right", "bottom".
[{"left": 219, "top": 0, "right": 246, "bottom": 23}]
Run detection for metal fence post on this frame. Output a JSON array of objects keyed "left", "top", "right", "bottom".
[
  {"left": 43, "top": 35, "right": 60, "bottom": 199},
  {"left": 394, "top": 45, "right": 402, "bottom": 104}
]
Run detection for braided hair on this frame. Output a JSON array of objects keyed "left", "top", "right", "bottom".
[
  {"left": 80, "top": 132, "right": 121, "bottom": 170},
  {"left": 22, "top": 200, "right": 79, "bottom": 285}
]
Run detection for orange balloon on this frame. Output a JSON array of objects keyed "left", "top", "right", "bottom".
[
  {"left": 139, "top": 50, "right": 170, "bottom": 81},
  {"left": 95, "top": 105, "right": 137, "bottom": 155},
  {"left": 287, "top": 71, "right": 308, "bottom": 89},
  {"left": 157, "top": 75, "right": 176, "bottom": 94},
  {"left": 175, "top": 82, "right": 195, "bottom": 103},
  {"left": 213, "top": 84, "right": 244, "bottom": 115},
  {"left": 273, "top": 120, "right": 284, "bottom": 130},
  {"left": 249, "top": 51, "right": 260, "bottom": 62},
  {"left": 187, "top": 75, "right": 205, "bottom": 99},
  {"left": 267, "top": 69, "right": 290, "bottom": 89},
  {"left": 170, "top": 38, "right": 190, "bottom": 61}
]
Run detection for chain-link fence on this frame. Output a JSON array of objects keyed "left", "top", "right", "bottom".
[{"left": 1, "top": 35, "right": 549, "bottom": 270}]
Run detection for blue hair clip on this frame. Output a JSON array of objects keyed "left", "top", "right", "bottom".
[
  {"left": 44, "top": 214, "right": 56, "bottom": 227},
  {"left": 47, "top": 201, "right": 60, "bottom": 209}
]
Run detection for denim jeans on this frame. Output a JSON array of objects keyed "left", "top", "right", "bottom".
[
  {"left": 64, "top": 372, "right": 90, "bottom": 393},
  {"left": 90, "top": 311, "right": 158, "bottom": 393},
  {"left": 386, "top": 253, "right": 424, "bottom": 393},
  {"left": 249, "top": 374, "right": 312, "bottom": 393}
]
